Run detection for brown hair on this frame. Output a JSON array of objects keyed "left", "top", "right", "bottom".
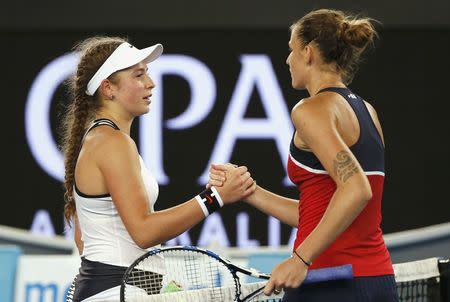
[
  {"left": 61, "top": 36, "right": 127, "bottom": 225},
  {"left": 291, "top": 9, "right": 379, "bottom": 84}
]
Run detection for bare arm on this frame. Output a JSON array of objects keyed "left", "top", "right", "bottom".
[
  {"left": 97, "top": 132, "right": 254, "bottom": 249},
  {"left": 246, "top": 186, "right": 299, "bottom": 227}
]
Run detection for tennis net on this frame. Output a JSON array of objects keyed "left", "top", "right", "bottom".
[{"left": 394, "top": 257, "right": 449, "bottom": 301}]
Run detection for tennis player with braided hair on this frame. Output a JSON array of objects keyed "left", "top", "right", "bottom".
[
  {"left": 61, "top": 36, "right": 255, "bottom": 302},
  {"left": 209, "top": 9, "right": 399, "bottom": 301}
]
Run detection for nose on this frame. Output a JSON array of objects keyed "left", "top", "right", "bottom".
[
  {"left": 145, "top": 74, "right": 155, "bottom": 89},
  {"left": 286, "top": 53, "right": 291, "bottom": 65}
]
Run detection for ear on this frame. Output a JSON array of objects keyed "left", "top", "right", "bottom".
[
  {"left": 304, "top": 44, "right": 313, "bottom": 65},
  {"left": 98, "top": 79, "right": 114, "bottom": 100}
]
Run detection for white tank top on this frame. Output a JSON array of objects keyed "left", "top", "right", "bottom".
[{"left": 74, "top": 119, "right": 164, "bottom": 271}]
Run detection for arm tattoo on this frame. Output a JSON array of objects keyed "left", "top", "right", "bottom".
[{"left": 333, "top": 150, "right": 359, "bottom": 183}]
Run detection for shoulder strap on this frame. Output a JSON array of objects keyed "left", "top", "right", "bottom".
[
  {"left": 81, "top": 118, "right": 120, "bottom": 143},
  {"left": 87, "top": 118, "right": 120, "bottom": 132},
  {"left": 316, "top": 86, "right": 349, "bottom": 97}
]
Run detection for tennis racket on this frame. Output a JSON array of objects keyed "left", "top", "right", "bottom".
[{"left": 120, "top": 246, "right": 353, "bottom": 302}]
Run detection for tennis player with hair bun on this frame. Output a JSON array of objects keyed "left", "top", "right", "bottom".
[
  {"left": 61, "top": 36, "right": 255, "bottom": 302},
  {"left": 209, "top": 9, "right": 399, "bottom": 301}
]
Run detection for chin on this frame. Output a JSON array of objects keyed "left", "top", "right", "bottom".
[
  {"left": 141, "top": 104, "right": 151, "bottom": 114},
  {"left": 292, "top": 81, "right": 305, "bottom": 90},
  {"left": 133, "top": 109, "right": 150, "bottom": 117}
]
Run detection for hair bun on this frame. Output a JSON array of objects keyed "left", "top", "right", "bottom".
[{"left": 342, "top": 19, "right": 376, "bottom": 49}]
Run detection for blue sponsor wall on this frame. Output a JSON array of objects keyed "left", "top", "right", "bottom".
[{"left": 0, "top": 246, "right": 22, "bottom": 302}]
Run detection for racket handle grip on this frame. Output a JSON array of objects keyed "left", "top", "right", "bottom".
[{"left": 303, "top": 264, "right": 353, "bottom": 284}]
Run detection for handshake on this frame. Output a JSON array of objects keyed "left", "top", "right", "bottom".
[{"left": 205, "top": 163, "right": 257, "bottom": 206}]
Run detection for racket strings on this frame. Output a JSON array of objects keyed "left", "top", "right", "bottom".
[
  {"left": 206, "top": 260, "right": 225, "bottom": 301},
  {"left": 126, "top": 269, "right": 163, "bottom": 295},
  {"left": 185, "top": 253, "right": 201, "bottom": 289},
  {"left": 123, "top": 249, "right": 239, "bottom": 301}
]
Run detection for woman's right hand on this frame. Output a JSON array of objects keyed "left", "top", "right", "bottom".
[{"left": 212, "top": 164, "right": 256, "bottom": 205}]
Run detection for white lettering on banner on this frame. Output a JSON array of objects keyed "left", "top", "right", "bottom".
[
  {"left": 25, "top": 52, "right": 79, "bottom": 182},
  {"left": 237, "top": 212, "right": 260, "bottom": 247},
  {"left": 289, "top": 227, "right": 298, "bottom": 247},
  {"left": 167, "top": 213, "right": 296, "bottom": 248},
  {"left": 268, "top": 216, "right": 281, "bottom": 246},
  {"left": 141, "top": 55, "right": 216, "bottom": 184},
  {"left": 30, "top": 209, "right": 55, "bottom": 236},
  {"left": 198, "top": 55, "right": 294, "bottom": 184},
  {"left": 197, "top": 213, "right": 230, "bottom": 247}
]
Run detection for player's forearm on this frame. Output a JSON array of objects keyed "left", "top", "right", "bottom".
[
  {"left": 245, "top": 185, "right": 299, "bottom": 227},
  {"left": 132, "top": 199, "right": 205, "bottom": 249},
  {"left": 294, "top": 179, "right": 371, "bottom": 264}
]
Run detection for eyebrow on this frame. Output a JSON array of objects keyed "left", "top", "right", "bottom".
[{"left": 134, "top": 67, "right": 148, "bottom": 73}]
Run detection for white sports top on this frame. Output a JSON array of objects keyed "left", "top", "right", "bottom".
[{"left": 74, "top": 119, "right": 164, "bottom": 271}]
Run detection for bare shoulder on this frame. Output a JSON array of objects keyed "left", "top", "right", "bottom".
[
  {"left": 291, "top": 93, "right": 335, "bottom": 126},
  {"left": 84, "top": 126, "right": 138, "bottom": 160}
]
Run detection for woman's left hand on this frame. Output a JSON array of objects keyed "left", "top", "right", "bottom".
[
  {"left": 263, "top": 255, "right": 308, "bottom": 296},
  {"left": 206, "top": 163, "right": 239, "bottom": 188},
  {"left": 206, "top": 164, "right": 228, "bottom": 188}
]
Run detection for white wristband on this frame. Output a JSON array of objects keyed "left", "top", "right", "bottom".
[
  {"left": 195, "top": 195, "right": 209, "bottom": 217},
  {"left": 210, "top": 186, "right": 224, "bottom": 207}
]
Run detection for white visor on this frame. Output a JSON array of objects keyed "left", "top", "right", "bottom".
[{"left": 85, "top": 42, "right": 163, "bottom": 96}]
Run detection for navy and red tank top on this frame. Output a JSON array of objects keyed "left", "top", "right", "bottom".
[{"left": 287, "top": 87, "right": 394, "bottom": 277}]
